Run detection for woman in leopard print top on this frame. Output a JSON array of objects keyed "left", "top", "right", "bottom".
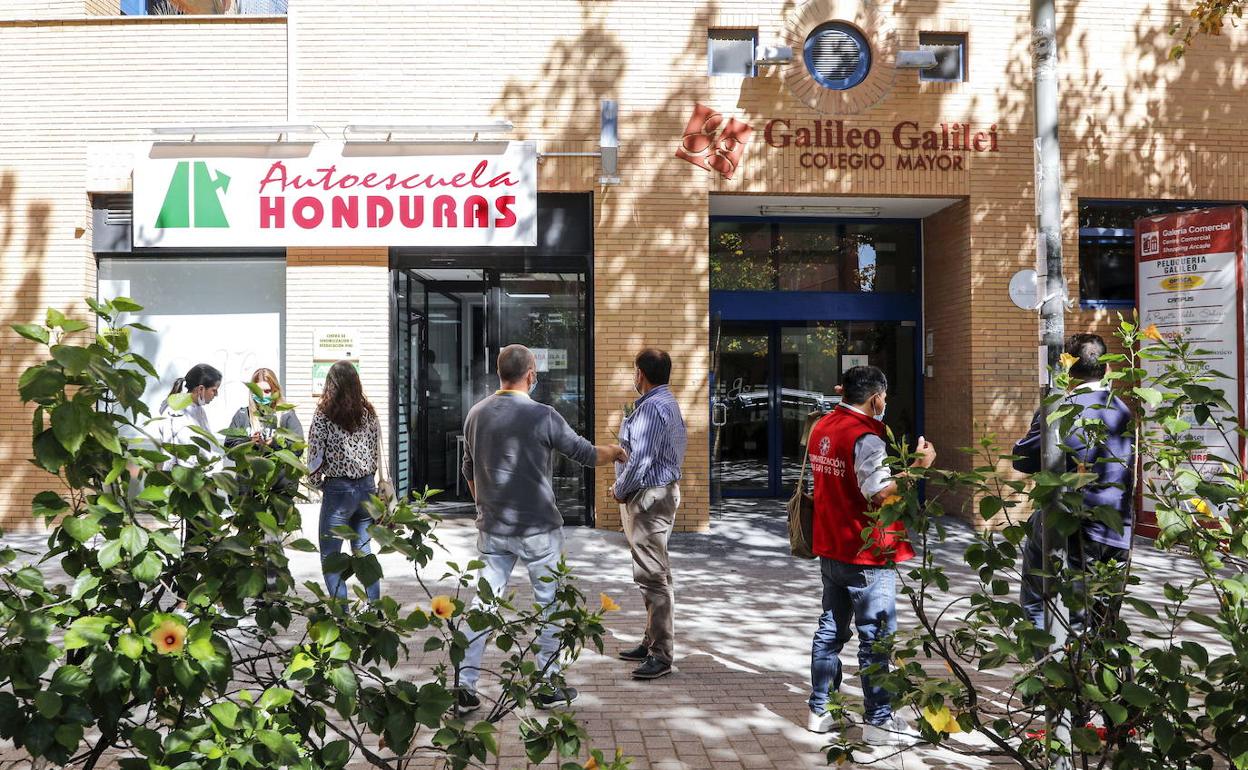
[{"left": 307, "top": 361, "right": 382, "bottom": 602}]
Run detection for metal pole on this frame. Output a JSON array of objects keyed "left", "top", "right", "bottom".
[{"left": 1031, "top": 0, "right": 1072, "bottom": 766}]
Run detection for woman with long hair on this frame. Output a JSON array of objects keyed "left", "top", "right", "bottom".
[
  {"left": 307, "top": 360, "right": 383, "bottom": 601},
  {"left": 158, "top": 363, "right": 223, "bottom": 467}
]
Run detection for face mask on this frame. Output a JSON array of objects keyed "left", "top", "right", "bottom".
[
  {"left": 633, "top": 373, "right": 643, "bottom": 396},
  {"left": 253, "top": 394, "right": 273, "bottom": 406},
  {"left": 528, "top": 376, "right": 538, "bottom": 395},
  {"left": 873, "top": 396, "right": 886, "bottom": 422}
]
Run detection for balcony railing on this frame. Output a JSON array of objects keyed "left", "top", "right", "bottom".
[{"left": 141, "top": 0, "right": 288, "bottom": 14}]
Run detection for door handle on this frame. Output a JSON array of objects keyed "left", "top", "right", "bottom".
[{"left": 712, "top": 401, "right": 728, "bottom": 427}]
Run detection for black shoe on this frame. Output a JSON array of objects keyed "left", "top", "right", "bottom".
[
  {"left": 631, "top": 656, "right": 673, "bottom": 680},
  {"left": 532, "top": 686, "right": 579, "bottom": 710},
  {"left": 618, "top": 644, "right": 649, "bottom": 661},
  {"left": 455, "top": 689, "right": 481, "bottom": 715}
]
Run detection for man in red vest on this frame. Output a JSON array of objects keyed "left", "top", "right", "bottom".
[{"left": 805, "top": 366, "right": 935, "bottom": 746}]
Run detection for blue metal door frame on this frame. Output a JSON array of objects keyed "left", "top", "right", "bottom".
[{"left": 709, "top": 216, "right": 925, "bottom": 498}]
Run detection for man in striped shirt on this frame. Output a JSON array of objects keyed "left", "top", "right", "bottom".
[{"left": 612, "top": 348, "right": 688, "bottom": 680}]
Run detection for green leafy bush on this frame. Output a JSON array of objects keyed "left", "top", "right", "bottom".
[
  {"left": 823, "top": 317, "right": 1248, "bottom": 769},
  {"left": 2, "top": 299, "right": 628, "bottom": 770}
]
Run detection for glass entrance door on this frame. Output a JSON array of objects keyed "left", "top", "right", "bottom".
[
  {"left": 712, "top": 320, "right": 919, "bottom": 497},
  {"left": 395, "top": 269, "right": 591, "bottom": 521}
]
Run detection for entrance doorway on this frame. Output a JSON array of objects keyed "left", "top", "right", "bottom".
[
  {"left": 712, "top": 320, "right": 919, "bottom": 497},
  {"left": 394, "top": 267, "right": 591, "bottom": 522},
  {"left": 708, "top": 213, "right": 924, "bottom": 499}
]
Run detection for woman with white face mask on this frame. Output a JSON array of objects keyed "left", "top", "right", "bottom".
[{"left": 158, "top": 362, "right": 223, "bottom": 469}]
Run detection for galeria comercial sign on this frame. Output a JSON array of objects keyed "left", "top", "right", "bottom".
[{"left": 132, "top": 141, "right": 537, "bottom": 248}]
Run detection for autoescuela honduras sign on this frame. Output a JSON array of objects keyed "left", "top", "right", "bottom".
[{"left": 132, "top": 142, "right": 537, "bottom": 248}]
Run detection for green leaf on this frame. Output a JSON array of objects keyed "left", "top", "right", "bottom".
[
  {"left": 97, "top": 539, "right": 124, "bottom": 570},
  {"left": 32, "top": 491, "right": 69, "bottom": 519},
  {"left": 111, "top": 297, "right": 143, "bottom": 312},
  {"left": 327, "top": 666, "right": 358, "bottom": 698},
  {"left": 1071, "top": 726, "right": 1101, "bottom": 753},
  {"left": 50, "top": 345, "right": 92, "bottom": 375},
  {"left": 208, "top": 701, "right": 239, "bottom": 731},
  {"left": 117, "top": 633, "right": 145, "bottom": 659},
  {"left": 64, "top": 616, "right": 113, "bottom": 649},
  {"left": 130, "top": 726, "right": 162, "bottom": 757},
  {"left": 237, "top": 568, "right": 265, "bottom": 599},
  {"left": 149, "top": 529, "right": 182, "bottom": 557},
  {"left": 54, "top": 722, "right": 83, "bottom": 751},
  {"left": 61, "top": 514, "right": 100, "bottom": 543},
  {"left": 355, "top": 554, "right": 383, "bottom": 588},
  {"left": 60, "top": 319, "right": 89, "bottom": 334},
  {"left": 34, "top": 690, "right": 62, "bottom": 718},
  {"left": 1121, "top": 681, "right": 1156, "bottom": 708},
  {"left": 138, "top": 485, "right": 170, "bottom": 502},
  {"left": 120, "top": 524, "right": 150, "bottom": 555},
  {"left": 133, "top": 551, "right": 163, "bottom": 584},
  {"left": 188, "top": 625, "right": 219, "bottom": 664},
  {"left": 1132, "top": 387, "right": 1163, "bottom": 407},
  {"left": 1103, "top": 701, "right": 1128, "bottom": 726},
  {"left": 33, "top": 429, "right": 71, "bottom": 473},
  {"left": 321, "top": 739, "right": 350, "bottom": 768},
  {"left": 51, "top": 665, "right": 91, "bottom": 695},
  {"left": 166, "top": 393, "right": 194, "bottom": 412},
  {"left": 12, "top": 566, "right": 45, "bottom": 592},
  {"left": 51, "top": 400, "right": 91, "bottom": 454},
  {"left": 12, "top": 323, "right": 50, "bottom": 345},
  {"left": 18, "top": 366, "right": 65, "bottom": 402},
  {"left": 256, "top": 687, "right": 294, "bottom": 711}
]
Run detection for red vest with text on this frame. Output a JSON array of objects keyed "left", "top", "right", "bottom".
[{"left": 808, "top": 406, "right": 915, "bottom": 566}]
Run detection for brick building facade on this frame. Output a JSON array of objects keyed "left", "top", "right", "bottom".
[{"left": 0, "top": 0, "right": 1241, "bottom": 531}]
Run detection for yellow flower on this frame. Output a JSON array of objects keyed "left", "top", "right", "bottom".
[
  {"left": 922, "top": 705, "right": 962, "bottom": 734},
  {"left": 584, "top": 757, "right": 598, "bottom": 770},
  {"left": 430, "top": 595, "right": 455, "bottom": 620},
  {"left": 151, "top": 619, "right": 186, "bottom": 655},
  {"left": 1189, "top": 497, "right": 1212, "bottom": 516},
  {"left": 1143, "top": 324, "right": 1163, "bottom": 341},
  {"left": 599, "top": 593, "right": 620, "bottom": 613},
  {"left": 1059, "top": 352, "right": 1079, "bottom": 371},
  {"left": 880, "top": 494, "right": 902, "bottom": 507}
]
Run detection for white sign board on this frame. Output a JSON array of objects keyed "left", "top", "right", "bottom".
[
  {"left": 1136, "top": 206, "right": 1246, "bottom": 521},
  {"left": 133, "top": 141, "right": 537, "bottom": 248}
]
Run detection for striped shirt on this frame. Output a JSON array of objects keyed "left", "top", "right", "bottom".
[{"left": 612, "top": 385, "right": 687, "bottom": 500}]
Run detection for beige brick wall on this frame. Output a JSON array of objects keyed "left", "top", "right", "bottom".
[
  {"left": 284, "top": 249, "right": 391, "bottom": 467},
  {"left": 2, "top": 0, "right": 1248, "bottom": 532}
]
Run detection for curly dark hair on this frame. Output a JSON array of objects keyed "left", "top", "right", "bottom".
[{"left": 318, "top": 360, "right": 376, "bottom": 432}]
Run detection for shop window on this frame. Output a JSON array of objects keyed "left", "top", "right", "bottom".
[
  {"left": 708, "top": 28, "right": 758, "bottom": 76},
  {"left": 803, "top": 23, "right": 871, "bottom": 90},
  {"left": 711, "top": 220, "right": 918, "bottom": 293},
  {"left": 919, "top": 32, "right": 966, "bottom": 82},
  {"left": 1078, "top": 200, "right": 1245, "bottom": 307},
  {"left": 96, "top": 256, "right": 286, "bottom": 435}
]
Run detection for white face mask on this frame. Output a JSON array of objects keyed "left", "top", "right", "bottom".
[
  {"left": 873, "top": 395, "right": 886, "bottom": 422},
  {"left": 633, "top": 372, "right": 643, "bottom": 396},
  {"left": 528, "top": 374, "right": 538, "bottom": 395}
]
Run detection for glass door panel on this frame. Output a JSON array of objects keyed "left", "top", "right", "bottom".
[
  {"left": 713, "top": 324, "right": 772, "bottom": 492},
  {"left": 779, "top": 322, "right": 918, "bottom": 492},
  {"left": 498, "top": 272, "right": 589, "bottom": 521}
]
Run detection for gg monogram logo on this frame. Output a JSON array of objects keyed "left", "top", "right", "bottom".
[{"left": 675, "top": 104, "right": 753, "bottom": 180}]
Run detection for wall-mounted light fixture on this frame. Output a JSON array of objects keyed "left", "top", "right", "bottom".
[
  {"left": 539, "top": 100, "right": 621, "bottom": 185},
  {"left": 758, "top": 205, "right": 882, "bottom": 217},
  {"left": 755, "top": 44, "right": 794, "bottom": 66},
  {"left": 150, "top": 124, "right": 326, "bottom": 141},
  {"left": 342, "top": 120, "right": 514, "bottom": 141}
]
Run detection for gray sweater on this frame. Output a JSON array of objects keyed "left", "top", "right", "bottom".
[{"left": 462, "top": 391, "right": 597, "bottom": 536}]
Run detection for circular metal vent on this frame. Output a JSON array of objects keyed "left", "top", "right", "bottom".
[{"left": 804, "top": 23, "right": 871, "bottom": 90}]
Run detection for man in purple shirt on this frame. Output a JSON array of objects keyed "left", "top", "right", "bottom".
[
  {"left": 613, "top": 348, "right": 688, "bottom": 680},
  {"left": 1012, "top": 333, "right": 1135, "bottom": 633}
]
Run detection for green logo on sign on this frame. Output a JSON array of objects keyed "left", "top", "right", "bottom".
[{"left": 156, "top": 161, "right": 231, "bottom": 229}]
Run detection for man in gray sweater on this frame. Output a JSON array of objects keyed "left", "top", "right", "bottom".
[{"left": 457, "top": 344, "right": 626, "bottom": 713}]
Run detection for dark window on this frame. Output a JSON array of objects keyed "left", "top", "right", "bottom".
[
  {"left": 803, "top": 23, "right": 871, "bottom": 90},
  {"left": 918, "top": 32, "right": 966, "bottom": 82},
  {"left": 1078, "top": 199, "right": 1245, "bottom": 306},
  {"left": 711, "top": 220, "right": 918, "bottom": 293}
]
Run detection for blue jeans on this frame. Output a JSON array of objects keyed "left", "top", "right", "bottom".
[
  {"left": 1020, "top": 513, "right": 1128, "bottom": 636},
  {"left": 460, "top": 528, "right": 564, "bottom": 692},
  {"left": 318, "top": 476, "right": 381, "bottom": 602},
  {"left": 809, "top": 557, "right": 897, "bottom": 724}
]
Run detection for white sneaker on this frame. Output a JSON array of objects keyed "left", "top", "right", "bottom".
[
  {"left": 862, "top": 715, "right": 924, "bottom": 747},
  {"left": 808, "top": 709, "right": 837, "bottom": 734}
]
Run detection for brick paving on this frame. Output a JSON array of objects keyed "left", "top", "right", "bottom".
[{"left": 2, "top": 498, "right": 1224, "bottom": 769}]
